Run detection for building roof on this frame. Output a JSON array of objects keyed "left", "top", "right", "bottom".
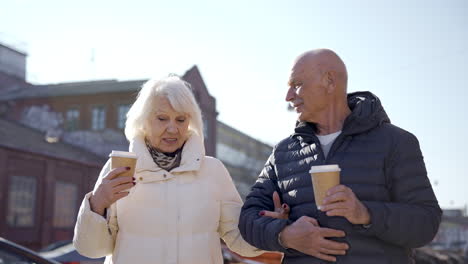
[
  {"left": 217, "top": 120, "right": 272, "bottom": 149},
  {"left": 0, "top": 118, "right": 105, "bottom": 166},
  {"left": 0, "top": 65, "right": 203, "bottom": 101},
  {"left": 442, "top": 215, "right": 468, "bottom": 225},
  {"left": 0, "top": 79, "right": 146, "bottom": 101},
  {"left": 183, "top": 65, "right": 214, "bottom": 100},
  {"left": 0, "top": 43, "right": 27, "bottom": 56}
]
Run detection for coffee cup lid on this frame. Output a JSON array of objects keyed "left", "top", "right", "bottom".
[
  {"left": 109, "top": 150, "right": 137, "bottom": 159},
  {"left": 309, "top": 164, "right": 341, "bottom": 174}
]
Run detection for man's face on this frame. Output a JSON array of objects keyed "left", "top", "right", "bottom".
[{"left": 285, "top": 60, "right": 329, "bottom": 122}]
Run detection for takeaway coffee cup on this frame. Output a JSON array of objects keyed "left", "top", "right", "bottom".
[
  {"left": 109, "top": 151, "right": 138, "bottom": 178},
  {"left": 309, "top": 164, "right": 341, "bottom": 210}
]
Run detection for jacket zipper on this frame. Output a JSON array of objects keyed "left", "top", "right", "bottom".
[{"left": 324, "top": 133, "right": 348, "bottom": 164}]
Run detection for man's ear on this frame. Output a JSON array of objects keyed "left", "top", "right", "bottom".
[{"left": 325, "top": 71, "right": 336, "bottom": 94}]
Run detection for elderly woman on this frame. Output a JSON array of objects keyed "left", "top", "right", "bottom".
[{"left": 73, "top": 76, "right": 264, "bottom": 264}]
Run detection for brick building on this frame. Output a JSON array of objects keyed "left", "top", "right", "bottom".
[
  {"left": 431, "top": 209, "right": 468, "bottom": 253},
  {"left": 0, "top": 65, "right": 218, "bottom": 158},
  {"left": 0, "top": 118, "right": 105, "bottom": 249},
  {"left": 216, "top": 121, "right": 272, "bottom": 198},
  {"left": 0, "top": 42, "right": 272, "bottom": 251}
]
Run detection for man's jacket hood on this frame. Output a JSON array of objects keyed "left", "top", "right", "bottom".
[{"left": 294, "top": 91, "right": 390, "bottom": 136}]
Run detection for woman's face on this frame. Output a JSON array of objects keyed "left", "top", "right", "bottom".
[{"left": 147, "top": 96, "right": 190, "bottom": 153}]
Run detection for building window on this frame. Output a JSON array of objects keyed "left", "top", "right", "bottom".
[
  {"left": 91, "top": 106, "right": 106, "bottom": 130},
  {"left": 65, "top": 108, "right": 80, "bottom": 131},
  {"left": 117, "top": 104, "right": 131, "bottom": 129},
  {"left": 53, "top": 181, "right": 78, "bottom": 228},
  {"left": 6, "top": 176, "right": 37, "bottom": 227}
]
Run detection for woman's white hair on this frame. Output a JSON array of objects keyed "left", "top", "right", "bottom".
[{"left": 124, "top": 75, "right": 204, "bottom": 143}]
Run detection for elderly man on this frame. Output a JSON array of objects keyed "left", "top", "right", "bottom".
[{"left": 239, "top": 49, "right": 441, "bottom": 263}]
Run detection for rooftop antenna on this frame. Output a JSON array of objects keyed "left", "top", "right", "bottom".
[{"left": 90, "top": 48, "right": 96, "bottom": 80}]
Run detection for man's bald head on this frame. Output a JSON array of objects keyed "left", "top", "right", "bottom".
[
  {"left": 293, "top": 49, "right": 348, "bottom": 92},
  {"left": 286, "top": 49, "right": 351, "bottom": 126}
]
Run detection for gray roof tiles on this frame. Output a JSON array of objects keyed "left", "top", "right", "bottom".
[
  {"left": 0, "top": 65, "right": 201, "bottom": 101},
  {"left": 0, "top": 79, "right": 147, "bottom": 101},
  {"left": 0, "top": 118, "right": 105, "bottom": 166}
]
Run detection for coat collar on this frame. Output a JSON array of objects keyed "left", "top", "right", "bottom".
[
  {"left": 129, "top": 132, "right": 205, "bottom": 174},
  {"left": 293, "top": 91, "right": 391, "bottom": 138}
]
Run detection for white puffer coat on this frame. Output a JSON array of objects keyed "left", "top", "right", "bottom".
[{"left": 73, "top": 133, "right": 262, "bottom": 264}]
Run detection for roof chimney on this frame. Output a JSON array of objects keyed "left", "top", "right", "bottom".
[{"left": 0, "top": 43, "right": 27, "bottom": 80}]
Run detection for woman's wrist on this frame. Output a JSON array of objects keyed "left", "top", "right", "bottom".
[{"left": 89, "top": 194, "right": 106, "bottom": 216}]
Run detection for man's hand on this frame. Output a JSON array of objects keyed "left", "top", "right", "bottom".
[
  {"left": 259, "top": 191, "right": 290, "bottom": 219},
  {"left": 280, "top": 216, "right": 348, "bottom": 262},
  {"left": 321, "top": 184, "right": 371, "bottom": 225}
]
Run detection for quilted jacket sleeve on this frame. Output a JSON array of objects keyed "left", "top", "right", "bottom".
[
  {"left": 216, "top": 159, "right": 264, "bottom": 257},
  {"left": 238, "top": 153, "right": 296, "bottom": 254},
  {"left": 73, "top": 160, "right": 119, "bottom": 258},
  {"left": 359, "top": 131, "right": 442, "bottom": 248}
]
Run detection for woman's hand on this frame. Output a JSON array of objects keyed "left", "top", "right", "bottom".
[
  {"left": 89, "top": 167, "right": 135, "bottom": 216},
  {"left": 259, "top": 191, "right": 290, "bottom": 220}
]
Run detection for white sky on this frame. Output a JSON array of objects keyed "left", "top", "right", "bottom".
[{"left": 1, "top": 0, "right": 467, "bottom": 209}]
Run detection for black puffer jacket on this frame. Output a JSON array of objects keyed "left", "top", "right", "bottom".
[{"left": 239, "top": 92, "right": 442, "bottom": 264}]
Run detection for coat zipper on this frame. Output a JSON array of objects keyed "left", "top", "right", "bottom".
[{"left": 324, "top": 133, "right": 348, "bottom": 163}]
